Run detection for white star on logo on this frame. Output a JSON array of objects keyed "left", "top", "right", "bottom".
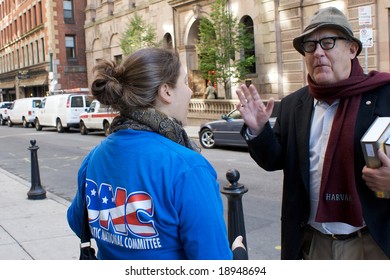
[{"left": 102, "top": 196, "right": 108, "bottom": 204}]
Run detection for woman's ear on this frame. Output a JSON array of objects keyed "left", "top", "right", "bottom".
[{"left": 157, "top": 83, "right": 172, "bottom": 104}]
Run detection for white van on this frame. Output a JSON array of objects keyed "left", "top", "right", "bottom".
[
  {"left": 34, "top": 94, "right": 91, "bottom": 132},
  {"left": 0, "top": 101, "right": 13, "bottom": 125},
  {"left": 7, "top": 97, "right": 43, "bottom": 128},
  {"left": 79, "top": 100, "right": 119, "bottom": 136}
]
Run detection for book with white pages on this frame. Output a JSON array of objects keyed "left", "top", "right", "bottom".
[{"left": 360, "top": 117, "right": 390, "bottom": 198}]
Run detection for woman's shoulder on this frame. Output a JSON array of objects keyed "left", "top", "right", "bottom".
[
  {"left": 153, "top": 134, "right": 212, "bottom": 165},
  {"left": 107, "top": 129, "right": 206, "bottom": 160}
]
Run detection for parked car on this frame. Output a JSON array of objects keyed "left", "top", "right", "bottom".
[
  {"left": 7, "top": 97, "right": 43, "bottom": 128},
  {"left": 0, "top": 101, "right": 13, "bottom": 125},
  {"left": 79, "top": 100, "right": 119, "bottom": 136},
  {"left": 198, "top": 109, "right": 276, "bottom": 149},
  {"left": 34, "top": 93, "right": 91, "bottom": 132}
]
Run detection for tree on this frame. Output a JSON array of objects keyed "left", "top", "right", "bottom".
[
  {"left": 120, "top": 14, "right": 160, "bottom": 55},
  {"left": 197, "top": 0, "right": 255, "bottom": 98}
]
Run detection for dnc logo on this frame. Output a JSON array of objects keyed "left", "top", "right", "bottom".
[{"left": 85, "top": 179, "right": 158, "bottom": 238}]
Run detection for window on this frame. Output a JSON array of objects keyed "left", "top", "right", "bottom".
[
  {"left": 23, "top": 12, "right": 26, "bottom": 33},
  {"left": 32, "top": 6, "right": 37, "bottom": 28},
  {"left": 37, "top": 2, "right": 43, "bottom": 25},
  {"left": 87, "top": 101, "right": 96, "bottom": 113},
  {"left": 114, "top": 54, "right": 122, "bottom": 65},
  {"left": 12, "top": 51, "right": 15, "bottom": 70},
  {"left": 16, "top": 49, "right": 20, "bottom": 68},
  {"left": 65, "top": 35, "right": 76, "bottom": 60},
  {"left": 70, "top": 96, "right": 84, "bottom": 108},
  {"left": 0, "top": 102, "right": 12, "bottom": 109},
  {"left": 63, "top": 0, "right": 74, "bottom": 24},
  {"left": 40, "top": 99, "right": 46, "bottom": 109},
  {"left": 242, "top": 16, "right": 256, "bottom": 74},
  {"left": 26, "top": 44, "right": 29, "bottom": 65},
  {"left": 27, "top": 10, "right": 31, "bottom": 31},
  {"left": 6, "top": 54, "right": 9, "bottom": 71},
  {"left": 31, "top": 42, "right": 34, "bottom": 64},
  {"left": 19, "top": 15, "right": 22, "bottom": 34},
  {"left": 22, "top": 46, "right": 25, "bottom": 66},
  {"left": 33, "top": 99, "right": 42, "bottom": 108},
  {"left": 41, "top": 38, "right": 45, "bottom": 62},
  {"left": 14, "top": 19, "right": 17, "bottom": 38},
  {"left": 163, "top": 33, "right": 173, "bottom": 49},
  {"left": 36, "top": 40, "right": 39, "bottom": 63}
]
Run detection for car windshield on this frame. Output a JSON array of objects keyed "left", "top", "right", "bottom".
[
  {"left": 227, "top": 110, "right": 241, "bottom": 119},
  {"left": 222, "top": 109, "right": 242, "bottom": 120},
  {"left": 0, "top": 103, "right": 12, "bottom": 109}
]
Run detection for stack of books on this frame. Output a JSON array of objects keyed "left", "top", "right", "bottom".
[{"left": 360, "top": 117, "right": 390, "bottom": 199}]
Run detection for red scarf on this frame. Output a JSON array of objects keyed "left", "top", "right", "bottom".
[{"left": 308, "top": 58, "right": 390, "bottom": 226}]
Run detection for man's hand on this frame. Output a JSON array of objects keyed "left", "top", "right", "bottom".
[
  {"left": 362, "top": 149, "right": 390, "bottom": 192},
  {"left": 236, "top": 84, "right": 274, "bottom": 136}
]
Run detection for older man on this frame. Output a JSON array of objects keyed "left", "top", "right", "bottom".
[{"left": 236, "top": 7, "right": 390, "bottom": 259}]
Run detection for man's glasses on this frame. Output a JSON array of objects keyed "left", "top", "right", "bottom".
[{"left": 301, "top": 37, "right": 348, "bottom": 53}]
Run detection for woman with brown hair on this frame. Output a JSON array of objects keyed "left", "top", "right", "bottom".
[{"left": 68, "top": 47, "right": 246, "bottom": 260}]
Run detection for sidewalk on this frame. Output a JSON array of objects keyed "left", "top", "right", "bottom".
[
  {"left": 0, "top": 167, "right": 79, "bottom": 260},
  {"left": 0, "top": 126, "right": 200, "bottom": 260}
]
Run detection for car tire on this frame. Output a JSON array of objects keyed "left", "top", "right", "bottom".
[
  {"left": 103, "top": 121, "right": 110, "bottom": 137},
  {"left": 0, "top": 116, "right": 5, "bottom": 125},
  {"left": 35, "top": 119, "right": 42, "bottom": 131},
  {"left": 80, "top": 121, "right": 88, "bottom": 135},
  {"left": 7, "top": 118, "right": 13, "bottom": 127},
  {"left": 56, "top": 119, "right": 64, "bottom": 133},
  {"left": 199, "top": 129, "right": 216, "bottom": 149},
  {"left": 22, "top": 118, "right": 29, "bottom": 128}
]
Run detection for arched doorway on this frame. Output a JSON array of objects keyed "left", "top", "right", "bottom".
[
  {"left": 163, "top": 33, "right": 173, "bottom": 49},
  {"left": 185, "top": 19, "right": 204, "bottom": 98},
  {"left": 241, "top": 16, "right": 256, "bottom": 74}
]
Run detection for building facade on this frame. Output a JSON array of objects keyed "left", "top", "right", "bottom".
[
  {"left": 0, "top": 0, "right": 88, "bottom": 101},
  {"left": 84, "top": 0, "right": 390, "bottom": 103},
  {"left": 3, "top": 0, "right": 388, "bottom": 108}
]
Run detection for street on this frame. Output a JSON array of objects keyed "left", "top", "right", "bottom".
[{"left": 0, "top": 125, "right": 283, "bottom": 259}]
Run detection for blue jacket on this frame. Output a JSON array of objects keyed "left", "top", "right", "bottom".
[{"left": 67, "top": 129, "right": 232, "bottom": 260}]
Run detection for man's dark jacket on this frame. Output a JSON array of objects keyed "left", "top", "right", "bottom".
[{"left": 242, "top": 84, "right": 390, "bottom": 259}]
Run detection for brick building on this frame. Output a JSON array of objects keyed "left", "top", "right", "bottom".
[
  {"left": 84, "top": 0, "right": 390, "bottom": 101},
  {"left": 2, "top": 1, "right": 388, "bottom": 103},
  {"left": 0, "top": 0, "right": 87, "bottom": 101}
]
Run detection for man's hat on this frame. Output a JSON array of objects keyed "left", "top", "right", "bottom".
[{"left": 293, "top": 7, "right": 362, "bottom": 56}]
